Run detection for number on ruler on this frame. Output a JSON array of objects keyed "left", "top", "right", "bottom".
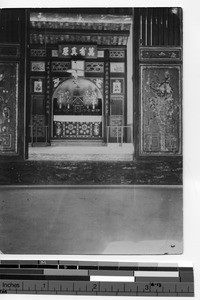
[
  {"left": 145, "top": 284, "right": 150, "bottom": 292},
  {"left": 92, "top": 284, "right": 98, "bottom": 291}
]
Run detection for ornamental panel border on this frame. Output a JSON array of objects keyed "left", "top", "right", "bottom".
[{"left": 140, "top": 47, "right": 182, "bottom": 61}]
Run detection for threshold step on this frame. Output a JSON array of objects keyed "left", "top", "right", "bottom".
[{"left": 51, "top": 140, "right": 104, "bottom": 147}]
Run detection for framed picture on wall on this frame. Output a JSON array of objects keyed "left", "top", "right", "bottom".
[
  {"left": 110, "top": 78, "right": 124, "bottom": 94},
  {"left": 30, "top": 77, "right": 45, "bottom": 94}
]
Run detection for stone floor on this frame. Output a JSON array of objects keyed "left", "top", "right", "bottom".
[
  {"left": 0, "top": 185, "right": 182, "bottom": 254},
  {"left": 0, "top": 158, "right": 182, "bottom": 185}
]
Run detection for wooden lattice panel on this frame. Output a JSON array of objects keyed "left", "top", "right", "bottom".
[
  {"left": 85, "top": 62, "right": 104, "bottom": 73},
  {"left": 30, "top": 48, "right": 46, "bottom": 57},
  {"left": 51, "top": 61, "right": 70, "bottom": 72},
  {"left": 53, "top": 121, "right": 102, "bottom": 139},
  {"left": 109, "top": 50, "right": 125, "bottom": 58}
]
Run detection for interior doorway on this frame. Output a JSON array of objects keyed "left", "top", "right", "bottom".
[
  {"left": 52, "top": 77, "right": 103, "bottom": 141},
  {"left": 26, "top": 9, "right": 134, "bottom": 160}
]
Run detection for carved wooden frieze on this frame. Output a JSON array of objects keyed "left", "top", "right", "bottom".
[
  {"left": 30, "top": 14, "right": 131, "bottom": 32},
  {"left": 85, "top": 62, "right": 104, "bottom": 73},
  {"left": 30, "top": 48, "right": 46, "bottom": 57},
  {"left": 51, "top": 61, "right": 70, "bottom": 72},
  {"left": 140, "top": 65, "right": 182, "bottom": 155},
  {"left": 109, "top": 50, "right": 125, "bottom": 59},
  {"left": 140, "top": 47, "right": 182, "bottom": 61},
  {"left": 0, "top": 63, "right": 19, "bottom": 154},
  {"left": 30, "top": 33, "right": 128, "bottom": 46}
]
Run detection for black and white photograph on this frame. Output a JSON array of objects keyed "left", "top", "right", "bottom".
[
  {"left": 1, "top": 0, "right": 200, "bottom": 298},
  {"left": 0, "top": 6, "right": 183, "bottom": 255}
]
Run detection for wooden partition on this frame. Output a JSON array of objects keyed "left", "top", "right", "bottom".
[
  {"left": 134, "top": 7, "right": 182, "bottom": 157},
  {"left": 27, "top": 10, "right": 131, "bottom": 144},
  {"left": 0, "top": 9, "right": 26, "bottom": 159},
  {"left": 0, "top": 8, "right": 183, "bottom": 159}
]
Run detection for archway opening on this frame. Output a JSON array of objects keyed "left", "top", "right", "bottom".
[{"left": 52, "top": 77, "right": 103, "bottom": 142}]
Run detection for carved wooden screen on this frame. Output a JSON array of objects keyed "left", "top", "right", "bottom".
[
  {"left": 28, "top": 11, "right": 131, "bottom": 144},
  {"left": 140, "top": 65, "right": 182, "bottom": 155},
  {"left": 0, "top": 9, "right": 25, "bottom": 158},
  {"left": 134, "top": 8, "right": 183, "bottom": 156},
  {"left": 0, "top": 63, "right": 19, "bottom": 154}
]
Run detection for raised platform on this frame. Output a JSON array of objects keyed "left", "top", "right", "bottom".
[
  {"left": 0, "top": 159, "right": 183, "bottom": 185},
  {"left": 28, "top": 143, "right": 134, "bottom": 161}
]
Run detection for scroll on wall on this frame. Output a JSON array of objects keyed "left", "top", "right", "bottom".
[
  {"left": 140, "top": 65, "right": 182, "bottom": 155},
  {"left": 0, "top": 63, "right": 18, "bottom": 154}
]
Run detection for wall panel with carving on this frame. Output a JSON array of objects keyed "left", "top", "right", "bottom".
[
  {"left": 140, "top": 65, "right": 182, "bottom": 155},
  {"left": 0, "top": 63, "right": 19, "bottom": 154}
]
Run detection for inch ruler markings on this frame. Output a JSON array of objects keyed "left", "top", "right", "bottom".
[{"left": 0, "top": 260, "right": 194, "bottom": 296}]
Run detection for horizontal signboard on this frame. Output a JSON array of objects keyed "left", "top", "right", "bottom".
[{"left": 58, "top": 45, "right": 97, "bottom": 58}]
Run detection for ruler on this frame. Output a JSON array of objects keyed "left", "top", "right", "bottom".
[{"left": 0, "top": 260, "right": 194, "bottom": 296}]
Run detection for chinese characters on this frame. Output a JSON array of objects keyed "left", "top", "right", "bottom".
[{"left": 59, "top": 45, "right": 97, "bottom": 58}]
